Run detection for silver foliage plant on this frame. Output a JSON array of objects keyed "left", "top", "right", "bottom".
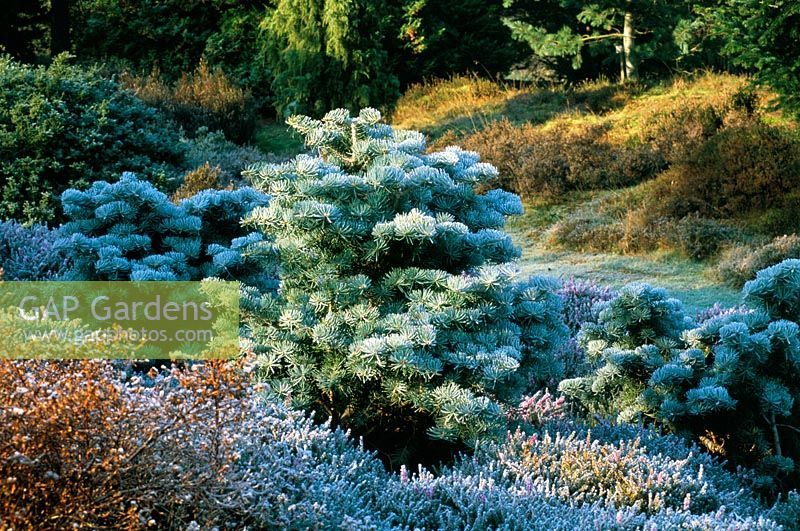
[{"left": 241, "top": 108, "right": 568, "bottom": 455}]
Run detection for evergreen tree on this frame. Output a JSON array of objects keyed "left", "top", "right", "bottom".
[
  {"left": 242, "top": 109, "right": 567, "bottom": 463},
  {"left": 702, "top": 0, "right": 800, "bottom": 117},
  {"left": 561, "top": 260, "right": 800, "bottom": 492},
  {"left": 0, "top": 0, "right": 49, "bottom": 62},
  {"left": 503, "top": 0, "right": 698, "bottom": 81},
  {"left": 260, "top": 0, "right": 400, "bottom": 117},
  {"left": 393, "top": 0, "right": 524, "bottom": 86}
]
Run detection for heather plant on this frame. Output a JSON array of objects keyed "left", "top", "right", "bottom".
[
  {"left": 444, "top": 119, "right": 664, "bottom": 200},
  {"left": 242, "top": 108, "right": 567, "bottom": 462},
  {"left": 172, "top": 162, "right": 223, "bottom": 203},
  {"left": 121, "top": 60, "right": 256, "bottom": 144},
  {"left": 181, "top": 128, "right": 271, "bottom": 184},
  {"left": 694, "top": 303, "right": 752, "bottom": 324},
  {"left": 717, "top": 234, "right": 800, "bottom": 288},
  {"left": 0, "top": 221, "right": 70, "bottom": 280},
  {"left": 561, "top": 260, "right": 800, "bottom": 492},
  {"left": 0, "top": 352, "right": 784, "bottom": 530},
  {"left": 526, "top": 278, "right": 616, "bottom": 388},
  {"left": 56, "top": 173, "right": 272, "bottom": 287},
  {"left": 557, "top": 278, "right": 616, "bottom": 333},
  {"left": 0, "top": 55, "right": 184, "bottom": 223}
]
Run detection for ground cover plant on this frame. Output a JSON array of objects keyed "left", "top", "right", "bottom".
[
  {"left": 1, "top": 352, "right": 794, "bottom": 530},
  {"left": 0, "top": 221, "right": 70, "bottom": 280}
]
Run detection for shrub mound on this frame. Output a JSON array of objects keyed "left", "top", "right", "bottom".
[
  {"left": 0, "top": 55, "right": 183, "bottom": 223},
  {"left": 561, "top": 259, "right": 800, "bottom": 492},
  {"left": 121, "top": 60, "right": 256, "bottom": 144},
  {"left": 56, "top": 173, "right": 272, "bottom": 287},
  {"left": 717, "top": 234, "right": 800, "bottom": 287},
  {"left": 442, "top": 120, "right": 664, "bottom": 199}
]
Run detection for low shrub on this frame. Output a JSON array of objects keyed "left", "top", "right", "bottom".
[
  {"left": 645, "top": 120, "right": 800, "bottom": 225},
  {"left": 0, "top": 55, "right": 184, "bottom": 223},
  {"left": 172, "top": 162, "right": 223, "bottom": 203},
  {"left": 557, "top": 278, "right": 616, "bottom": 333},
  {"left": 716, "top": 234, "right": 800, "bottom": 287},
  {"left": 182, "top": 128, "right": 271, "bottom": 184},
  {"left": 0, "top": 221, "right": 70, "bottom": 280},
  {"left": 122, "top": 60, "right": 256, "bottom": 144},
  {"left": 0, "top": 353, "right": 243, "bottom": 529},
  {"left": 547, "top": 187, "right": 740, "bottom": 260},
  {"left": 666, "top": 214, "right": 740, "bottom": 260},
  {"left": 445, "top": 119, "right": 664, "bottom": 199},
  {"left": 56, "top": 173, "right": 273, "bottom": 287},
  {"left": 561, "top": 260, "right": 800, "bottom": 493}
]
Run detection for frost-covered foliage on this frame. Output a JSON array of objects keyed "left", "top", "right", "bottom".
[
  {"left": 0, "top": 221, "right": 70, "bottom": 280},
  {"left": 560, "top": 260, "right": 800, "bottom": 492},
  {"left": 558, "top": 278, "right": 616, "bottom": 333},
  {"left": 2, "top": 357, "right": 785, "bottom": 530},
  {"left": 242, "top": 108, "right": 567, "bottom": 460},
  {"left": 56, "top": 173, "right": 273, "bottom": 286},
  {"left": 549, "top": 279, "right": 617, "bottom": 383},
  {"left": 182, "top": 128, "right": 271, "bottom": 184},
  {"left": 0, "top": 55, "right": 184, "bottom": 224},
  {"left": 694, "top": 302, "right": 752, "bottom": 324}
]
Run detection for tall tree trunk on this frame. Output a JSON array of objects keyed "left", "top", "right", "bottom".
[
  {"left": 50, "top": 0, "right": 71, "bottom": 55},
  {"left": 622, "top": 7, "right": 637, "bottom": 82}
]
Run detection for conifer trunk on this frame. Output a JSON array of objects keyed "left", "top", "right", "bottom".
[{"left": 622, "top": 5, "right": 637, "bottom": 82}]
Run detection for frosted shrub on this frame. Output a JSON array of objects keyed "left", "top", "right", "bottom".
[
  {"left": 560, "top": 260, "right": 800, "bottom": 492},
  {"left": 0, "top": 221, "right": 70, "bottom": 280},
  {"left": 56, "top": 173, "right": 273, "bottom": 287},
  {"left": 0, "top": 349, "right": 785, "bottom": 530},
  {"left": 557, "top": 278, "right": 616, "bottom": 333},
  {"left": 243, "top": 108, "right": 568, "bottom": 461}
]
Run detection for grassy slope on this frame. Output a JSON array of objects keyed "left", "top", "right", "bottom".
[
  {"left": 505, "top": 198, "right": 740, "bottom": 312},
  {"left": 393, "top": 75, "right": 752, "bottom": 312}
]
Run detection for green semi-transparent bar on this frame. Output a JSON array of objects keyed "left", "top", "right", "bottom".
[{"left": 0, "top": 281, "right": 239, "bottom": 359}]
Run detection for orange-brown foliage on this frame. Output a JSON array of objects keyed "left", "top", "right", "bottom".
[{"left": 0, "top": 359, "right": 252, "bottom": 529}]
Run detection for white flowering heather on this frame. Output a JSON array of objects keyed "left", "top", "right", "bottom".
[{"left": 241, "top": 108, "right": 568, "bottom": 457}]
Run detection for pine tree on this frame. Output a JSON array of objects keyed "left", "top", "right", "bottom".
[
  {"left": 503, "top": 0, "right": 697, "bottom": 82},
  {"left": 242, "top": 108, "right": 567, "bottom": 463}
]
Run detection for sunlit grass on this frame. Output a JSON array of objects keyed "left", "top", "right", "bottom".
[{"left": 506, "top": 199, "right": 741, "bottom": 313}]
